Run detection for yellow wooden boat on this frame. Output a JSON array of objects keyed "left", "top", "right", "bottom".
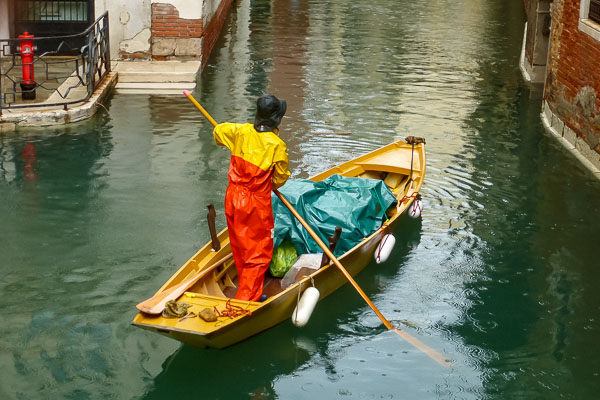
[{"left": 132, "top": 138, "right": 426, "bottom": 348}]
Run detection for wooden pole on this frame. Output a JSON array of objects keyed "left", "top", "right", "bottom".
[{"left": 183, "top": 90, "right": 218, "bottom": 127}]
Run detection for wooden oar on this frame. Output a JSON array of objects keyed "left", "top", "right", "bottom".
[
  {"left": 183, "top": 91, "right": 451, "bottom": 367},
  {"left": 183, "top": 90, "right": 218, "bottom": 126},
  {"left": 136, "top": 253, "right": 233, "bottom": 315}
]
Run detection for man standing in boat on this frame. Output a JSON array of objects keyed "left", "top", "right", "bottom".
[{"left": 213, "top": 94, "right": 291, "bottom": 302}]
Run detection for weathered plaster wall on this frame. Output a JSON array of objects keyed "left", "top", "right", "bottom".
[
  {"left": 163, "top": 0, "right": 203, "bottom": 19},
  {"left": 544, "top": 0, "right": 600, "bottom": 167},
  {"left": 95, "top": 1, "right": 152, "bottom": 60},
  {"left": 0, "top": 1, "right": 10, "bottom": 39}
]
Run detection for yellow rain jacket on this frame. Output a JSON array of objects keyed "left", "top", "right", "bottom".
[{"left": 214, "top": 122, "right": 290, "bottom": 301}]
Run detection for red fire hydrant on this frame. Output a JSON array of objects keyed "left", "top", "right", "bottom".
[{"left": 18, "top": 31, "right": 36, "bottom": 100}]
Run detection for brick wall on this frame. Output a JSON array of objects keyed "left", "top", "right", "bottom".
[
  {"left": 150, "top": 1, "right": 233, "bottom": 62},
  {"left": 151, "top": 3, "right": 203, "bottom": 38},
  {"left": 201, "top": 0, "right": 234, "bottom": 67},
  {"left": 545, "top": 1, "right": 600, "bottom": 154}
]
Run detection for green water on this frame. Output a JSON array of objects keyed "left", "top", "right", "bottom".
[{"left": 1, "top": 0, "right": 600, "bottom": 398}]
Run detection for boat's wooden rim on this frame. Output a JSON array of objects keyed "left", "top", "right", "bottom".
[{"left": 132, "top": 139, "right": 426, "bottom": 339}]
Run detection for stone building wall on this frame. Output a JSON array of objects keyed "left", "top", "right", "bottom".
[
  {"left": 94, "top": 0, "right": 233, "bottom": 63},
  {"left": 94, "top": 1, "right": 152, "bottom": 61},
  {"left": 200, "top": 0, "right": 234, "bottom": 67},
  {"left": 543, "top": 0, "right": 600, "bottom": 171},
  {"left": 151, "top": 2, "right": 204, "bottom": 60},
  {"left": 521, "top": 0, "right": 551, "bottom": 82},
  {"left": 151, "top": 0, "right": 233, "bottom": 65}
]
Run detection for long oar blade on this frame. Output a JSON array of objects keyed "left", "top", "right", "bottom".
[{"left": 393, "top": 327, "right": 451, "bottom": 368}]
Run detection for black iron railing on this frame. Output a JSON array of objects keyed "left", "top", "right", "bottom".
[
  {"left": 16, "top": 0, "right": 91, "bottom": 22},
  {"left": 0, "top": 11, "right": 110, "bottom": 114}
]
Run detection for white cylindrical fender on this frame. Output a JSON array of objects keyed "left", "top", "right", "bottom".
[
  {"left": 374, "top": 233, "right": 396, "bottom": 264},
  {"left": 408, "top": 198, "right": 423, "bottom": 218},
  {"left": 292, "top": 286, "right": 320, "bottom": 327}
]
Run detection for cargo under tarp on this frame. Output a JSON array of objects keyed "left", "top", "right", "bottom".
[{"left": 272, "top": 174, "right": 397, "bottom": 256}]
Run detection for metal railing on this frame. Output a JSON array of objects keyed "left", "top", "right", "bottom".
[{"left": 0, "top": 11, "right": 110, "bottom": 114}]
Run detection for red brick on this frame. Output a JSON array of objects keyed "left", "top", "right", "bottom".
[{"left": 152, "top": 2, "right": 203, "bottom": 39}]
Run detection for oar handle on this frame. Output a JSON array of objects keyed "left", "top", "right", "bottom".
[
  {"left": 184, "top": 90, "right": 218, "bottom": 127},
  {"left": 136, "top": 253, "right": 233, "bottom": 314},
  {"left": 273, "top": 189, "right": 393, "bottom": 330}
]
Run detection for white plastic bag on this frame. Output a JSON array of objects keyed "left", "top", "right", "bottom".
[{"left": 281, "top": 253, "right": 322, "bottom": 289}]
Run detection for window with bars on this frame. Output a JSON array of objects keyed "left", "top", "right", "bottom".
[
  {"left": 590, "top": 0, "right": 600, "bottom": 24},
  {"left": 16, "top": 1, "right": 89, "bottom": 22}
]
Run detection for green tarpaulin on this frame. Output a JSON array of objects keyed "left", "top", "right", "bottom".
[{"left": 272, "top": 174, "right": 397, "bottom": 256}]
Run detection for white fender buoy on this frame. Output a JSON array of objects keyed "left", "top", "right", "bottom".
[
  {"left": 374, "top": 233, "right": 396, "bottom": 264},
  {"left": 408, "top": 198, "right": 423, "bottom": 219},
  {"left": 292, "top": 286, "right": 320, "bottom": 327}
]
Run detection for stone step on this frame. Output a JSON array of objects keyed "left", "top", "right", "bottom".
[
  {"left": 113, "top": 60, "right": 200, "bottom": 90},
  {"left": 117, "top": 70, "right": 198, "bottom": 83},
  {"left": 115, "top": 81, "right": 196, "bottom": 94}
]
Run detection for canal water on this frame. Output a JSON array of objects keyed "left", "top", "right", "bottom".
[{"left": 1, "top": 0, "right": 599, "bottom": 398}]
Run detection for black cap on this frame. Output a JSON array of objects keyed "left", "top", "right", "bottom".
[{"left": 254, "top": 94, "right": 287, "bottom": 132}]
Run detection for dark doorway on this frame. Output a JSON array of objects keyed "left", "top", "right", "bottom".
[
  {"left": 14, "top": 0, "right": 94, "bottom": 54},
  {"left": 591, "top": 0, "right": 600, "bottom": 24}
]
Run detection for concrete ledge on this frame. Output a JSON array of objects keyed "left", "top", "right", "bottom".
[
  {"left": 114, "top": 60, "right": 200, "bottom": 93},
  {"left": 519, "top": 22, "right": 545, "bottom": 84},
  {"left": 519, "top": 23, "right": 533, "bottom": 82},
  {"left": 115, "top": 82, "right": 195, "bottom": 95},
  {"left": 0, "top": 71, "right": 118, "bottom": 130},
  {"left": 541, "top": 100, "right": 600, "bottom": 179},
  {"left": 1, "top": 60, "right": 201, "bottom": 129}
]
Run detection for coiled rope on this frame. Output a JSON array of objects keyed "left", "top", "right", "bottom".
[{"left": 214, "top": 299, "right": 252, "bottom": 319}]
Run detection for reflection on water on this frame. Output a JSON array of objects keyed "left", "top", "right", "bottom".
[{"left": 1, "top": 0, "right": 600, "bottom": 398}]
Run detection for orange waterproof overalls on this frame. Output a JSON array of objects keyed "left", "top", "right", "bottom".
[{"left": 214, "top": 123, "right": 290, "bottom": 301}]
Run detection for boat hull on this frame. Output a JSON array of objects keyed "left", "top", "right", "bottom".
[{"left": 132, "top": 139, "right": 425, "bottom": 348}]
